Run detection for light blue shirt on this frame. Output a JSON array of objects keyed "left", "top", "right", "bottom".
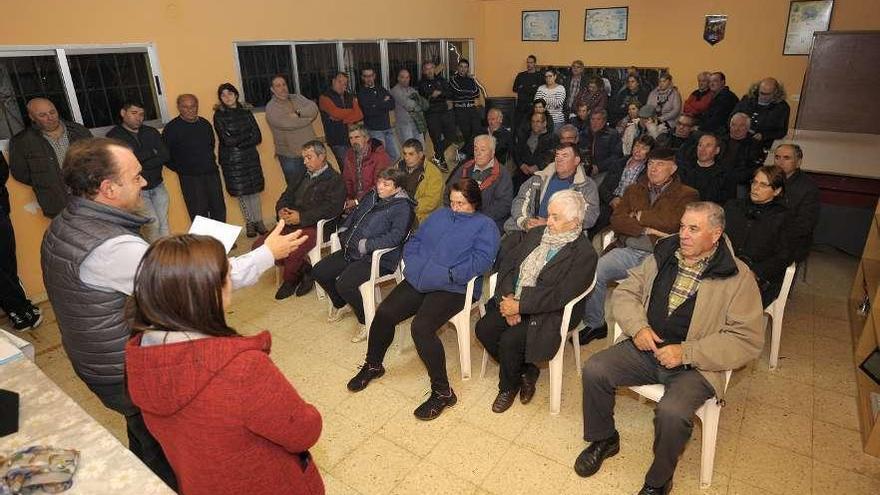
[{"left": 79, "top": 234, "right": 275, "bottom": 295}]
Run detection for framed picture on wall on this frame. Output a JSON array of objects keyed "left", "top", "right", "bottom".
[
  {"left": 783, "top": 0, "right": 834, "bottom": 55},
  {"left": 584, "top": 7, "right": 628, "bottom": 41},
  {"left": 522, "top": 10, "right": 560, "bottom": 42}
]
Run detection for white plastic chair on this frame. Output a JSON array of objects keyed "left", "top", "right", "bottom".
[
  {"left": 480, "top": 273, "right": 598, "bottom": 415},
  {"left": 306, "top": 218, "right": 336, "bottom": 300},
  {"left": 612, "top": 323, "right": 731, "bottom": 489},
  {"left": 274, "top": 217, "right": 335, "bottom": 295},
  {"left": 445, "top": 274, "right": 486, "bottom": 380},
  {"left": 601, "top": 229, "right": 616, "bottom": 251},
  {"left": 764, "top": 262, "right": 798, "bottom": 370},
  {"left": 329, "top": 232, "right": 404, "bottom": 332},
  {"left": 390, "top": 272, "right": 486, "bottom": 380}
]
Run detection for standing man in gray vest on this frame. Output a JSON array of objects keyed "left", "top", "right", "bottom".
[{"left": 41, "top": 137, "right": 307, "bottom": 490}]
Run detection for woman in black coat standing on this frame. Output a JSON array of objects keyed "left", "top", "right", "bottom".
[
  {"left": 724, "top": 165, "right": 791, "bottom": 307},
  {"left": 213, "top": 83, "right": 266, "bottom": 237},
  {"left": 476, "top": 189, "right": 598, "bottom": 413}
]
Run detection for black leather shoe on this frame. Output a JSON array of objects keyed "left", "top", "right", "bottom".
[
  {"left": 295, "top": 273, "right": 315, "bottom": 297},
  {"left": 574, "top": 431, "right": 620, "bottom": 478},
  {"left": 578, "top": 323, "right": 608, "bottom": 346},
  {"left": 638, "top": 480, "right": 672, "bottom": 495},
  {"left": 274, "top": 280, "right": 298, "bottom": 300},
  {"left": 492, "top": 388, "right": 518, "bottom": 413},
  {"left": 519, "top": 367, "right": 539, "bottom": 404}
]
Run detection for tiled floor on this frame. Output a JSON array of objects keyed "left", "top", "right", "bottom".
[{"left": 11, "top": 246, "right": 880, "bottom": 494}]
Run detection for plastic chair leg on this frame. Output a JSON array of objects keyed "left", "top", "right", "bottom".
[
  {"left": 307, "top": 249, "right": 326, "bottom": 300},
  {"left": 452, "top": 313, "right": 472, "bottom": 380},
  {"left": 548, "top": 354, "right": 563, "bottom": 415},
  {"left": 698, "top": 402, "right": 721, "bottom": 488},
  {"left": 359, "top": 282, "right": 376, "bottom": 337},
  {"left": 769, "top": 313, "right": 782, "bottom": 370},
  {"left": 480, "top": 349, "right": 490, "bottom": 379},
  {"left": 570, "top": 329, "right": 582, "bottom": 376}
]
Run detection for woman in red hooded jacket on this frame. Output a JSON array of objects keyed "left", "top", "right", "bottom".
[{"left": 126, "top": 234, "right": 323, "bottom": 495}]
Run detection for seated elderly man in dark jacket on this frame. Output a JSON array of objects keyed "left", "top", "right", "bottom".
[
  {"left": 512, "top": 111, "right": 557, "bottom": 192},
  {"left": 579, "top": 109, "right": 623, "bottom": 182},
  {"left": 772, "top": 143, "right": 819, "bottom": 263},
  {"left": 445, "top": 134, "right": 514, "bottom": 232},
  {"left": 575, "top": 202, "right": 764, "bottom": 495},
  {"left": 733, "top": 77, "right": 791, "bottom": 153},
  {"left": 477, "top": 189, "right": 598, "bottom": 413},
  {"left": 724, "top": 165, "right": 791, "bottom": 306},
  {"left": 313, "top": 167, "right": 415, "bottom": 343},
  {"left": 254, "top": 140, "right": 346, "bottom": 300}
]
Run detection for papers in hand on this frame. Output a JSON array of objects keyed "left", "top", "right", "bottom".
[{"left": 188, "top": 216, "right": 241, "bottom": 254}]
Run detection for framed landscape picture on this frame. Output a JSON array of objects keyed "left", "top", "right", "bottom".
[
  {"left": 585, "top": 7, "right": 628, "bottom": 41},
  {"left": 784, "top": 0, "right": 834, "bottom": 55},
  {"left": 522, "top": 10, "right": 560, "bottom": 42}
]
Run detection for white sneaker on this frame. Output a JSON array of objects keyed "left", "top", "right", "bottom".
[
  {"left": 328, "top": 305, "right": 352, "bottom": 323},
  {"left": 351, "top": 325, "right": 368, "bottom": 343}
]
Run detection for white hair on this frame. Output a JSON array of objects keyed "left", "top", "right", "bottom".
[
  {"left": 474, "top": 134, "right": 497, "bottom": 152},
  {"left": 729, "top": 112, "right": 751, "bottom": 130},
  {"left": 548, "top": 189, "right": 587, "bottom": 227}
]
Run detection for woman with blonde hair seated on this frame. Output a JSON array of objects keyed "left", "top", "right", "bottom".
[{"left": 126, "top": 234, "right": 324, "bottom": 495}]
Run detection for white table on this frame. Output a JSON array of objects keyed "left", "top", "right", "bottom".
[{"left": 0, "top": 356, "right": 174, "bottom": 494}]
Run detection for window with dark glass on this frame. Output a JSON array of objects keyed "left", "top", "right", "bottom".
[
  {"left": 295, "top": 43, "right": 338, "bottom": 101},
  {"left": 0, "top": 56, "right": 70, "bottom": 140},
  {"left": 236, "top": 45, "right": 292, "bottom": 107},
  {"left": 67, "top": 52, "right": 159, "bottom": 128},
  {"left": 420, "top": 41, "right": 442, "bottom": 79},
  {"left": 387, "top": 42, "right": 418, "bottom": 87},
  {"left": 342, "top": 42, "right": 381, "bottom": 92}
]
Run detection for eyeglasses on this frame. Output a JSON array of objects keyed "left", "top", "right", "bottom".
[{"left": 750, "top": 180, "right": 772, "bottom": 189}]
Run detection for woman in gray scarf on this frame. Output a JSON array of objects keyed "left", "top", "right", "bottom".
[{"left": 476, "top": 189, "right": 598, "bottom": 413}]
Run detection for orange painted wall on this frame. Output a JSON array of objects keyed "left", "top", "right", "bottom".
[
  {"left": 0, "top": 0, "right": 485, "bottom": 299},
  {"left": 479, "top": 0, "right": 880, "bottom": 112},
  {"left": 3, "top": 0, "right": 879, "bottom": 299}
]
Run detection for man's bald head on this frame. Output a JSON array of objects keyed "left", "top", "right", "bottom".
[
  {"left": 758, "top": 77, "right": 782, "bottom": 104},
  {"left": 26, "top": 98, "right": 61, "bottom": 132}
]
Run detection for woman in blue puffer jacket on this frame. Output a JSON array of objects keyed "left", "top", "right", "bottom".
[
  {"left": 345, "top": 178, "right": 500, "bottom": 421},
  {"left": 313, "top": 167, "right": 415, "bottom": 342}
]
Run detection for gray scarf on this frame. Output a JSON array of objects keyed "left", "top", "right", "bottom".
[{"left": 515, "top": 228, "right": 580, "bottom": 298}]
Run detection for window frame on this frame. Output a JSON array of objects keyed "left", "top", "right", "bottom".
[
  {"left": 0, "top": 43, "right": 169, "bottom": 151},
  {"left": 233, "top": 38, "right": 475, "bottom": 110}
]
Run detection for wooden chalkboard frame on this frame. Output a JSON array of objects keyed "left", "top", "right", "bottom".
[{"left": 795, "top": 31, "right": 880, "bottom": 134}]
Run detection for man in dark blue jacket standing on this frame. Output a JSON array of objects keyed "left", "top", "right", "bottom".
[
  {"left": 107, "top": 101, "right": 170, "bottom": 241},
  {"left": 358, "top": 68, "right": 399, "bottom": 163},
  {"left": 449, "top": 59, "right": 484, "bottom": 159},
  {"left": 418, "top": 61, "right": 458, "bottom": 171}
]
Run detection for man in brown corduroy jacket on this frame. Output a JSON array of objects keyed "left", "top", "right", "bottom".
[{"left": 579, "top": 146, "right": 698, "bottom": 345}]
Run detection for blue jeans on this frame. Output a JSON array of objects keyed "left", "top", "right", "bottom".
[
  {"left": 368, "top": 128, "right": 400, "bottom": 163},
  {"left": 140, "top": 183, "right": 170, "bottom": 242},
  {"left": 582, "top": 246, "right": 651, "bottom": 328},
  {"left": 395, "top": 119, "right": 424, "bottom": 146},
  {"left": 278, "top": 155, "right": 305, "bottom": 188}
]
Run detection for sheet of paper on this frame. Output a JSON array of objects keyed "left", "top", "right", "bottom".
[
  {"left": 188, "top": 216, "right": 241, "bottom": 253},
  {"left": 0, "top": 334, "right": 23, "bottom": 365}
]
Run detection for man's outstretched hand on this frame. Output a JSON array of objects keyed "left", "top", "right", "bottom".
[{"left": 263, "top": 221, "right": 308, "bottom": 259}]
